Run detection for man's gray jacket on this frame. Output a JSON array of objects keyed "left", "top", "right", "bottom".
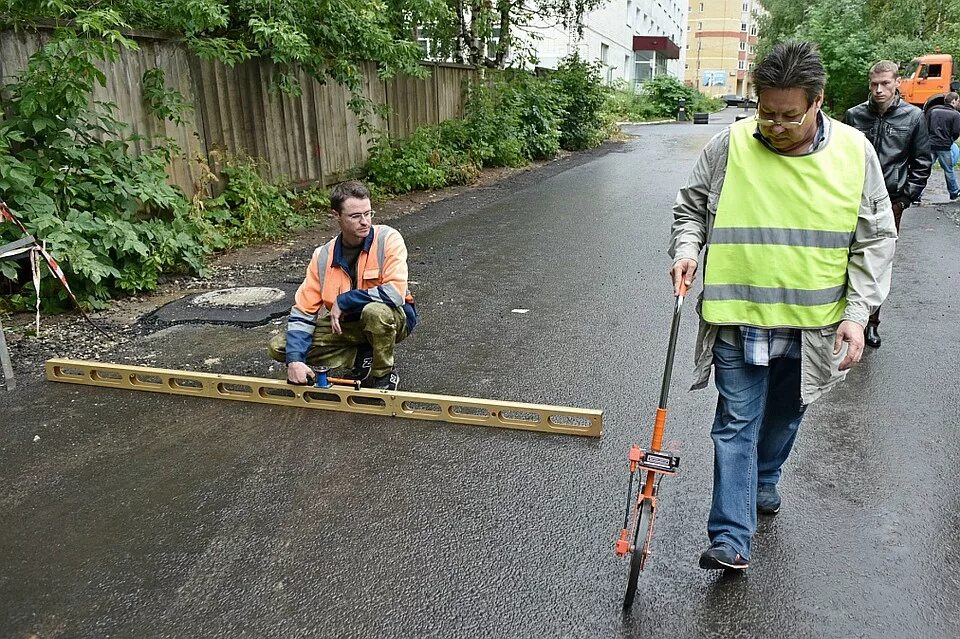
[
  {"left": 669, "top": 115, "right": 898, "bottom": 405},
  {"left": 841, "top": 95, "right": 932, "bottom": 206}
]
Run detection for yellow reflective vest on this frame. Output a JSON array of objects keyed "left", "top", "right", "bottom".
[{"left": 702, "top": 117, "right": 865, "bottom": 328}]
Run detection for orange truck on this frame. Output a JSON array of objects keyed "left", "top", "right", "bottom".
[{"left": 899, "top": 53, "right": 960, "bottom": 109}]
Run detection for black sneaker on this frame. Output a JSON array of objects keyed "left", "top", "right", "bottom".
[
  {"left": 865, "top": 324, "right": 881, "bottom": 348},
  {"left": 364, "top": 371, "right": 399, "bottom": 391},
  {"left": 699, "top": 544, "right": 750, "bottom": 570},
  {"left": 757, "top": 483, "right": 781, "bottom": 515},
  {"left": 351, "top": 345, "right": 373, "bottom": 381},
  {"left": 950, "top": 192, "right": 960, "bottom": 201}
]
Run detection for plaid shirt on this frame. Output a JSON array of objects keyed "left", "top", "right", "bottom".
[{"left": 740, "top": 327, "right": 801, "bottom": 365}]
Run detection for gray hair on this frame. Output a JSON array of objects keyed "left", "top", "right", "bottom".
[
  {"left": 752, "top": 41, "right": 827, "bottom": 107},
  {"left": 330, "top": 180, "right": 371, "bottom": 213},
  {"left": 869, "top": 60, "right": 899, "bottom": 76}
]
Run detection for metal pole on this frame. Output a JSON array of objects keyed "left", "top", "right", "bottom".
[{"left": 0, "top": 317, "right": 15, "bottom": 391}]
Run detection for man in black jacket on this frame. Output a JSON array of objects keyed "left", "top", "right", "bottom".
[
  {"left": 927, "top": 92, "right": 960, "bottom": 200},
  {"left": 842, "top": 60, "right": 932, "bottom": 348}
]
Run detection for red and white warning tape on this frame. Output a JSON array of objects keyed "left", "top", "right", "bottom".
[{"left": 1, "top": 199, "right": 112, "bottom": 339}]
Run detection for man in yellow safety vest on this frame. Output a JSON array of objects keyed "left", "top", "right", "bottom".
[{"left": 669, "top": 42, "right": 897, "bottom": 570}]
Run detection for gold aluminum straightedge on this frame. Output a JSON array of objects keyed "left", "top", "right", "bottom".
[{"left": 46, "top": 359, "right": 603, "bottom": 438}]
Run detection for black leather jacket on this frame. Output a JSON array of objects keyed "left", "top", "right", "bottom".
[{"left": 842, "top": 95, "right": 932, "bottom": 206}]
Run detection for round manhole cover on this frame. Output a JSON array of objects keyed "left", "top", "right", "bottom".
[{"left": 190, "top": 287, "right": 287, "bottom": 308}]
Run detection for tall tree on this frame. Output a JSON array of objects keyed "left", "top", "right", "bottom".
[
  {"left": 423, "top": 0, "right": 604, "bottom": 68},
  {"left": 794, "top": 0, "right": 873, "bottom": 112}
]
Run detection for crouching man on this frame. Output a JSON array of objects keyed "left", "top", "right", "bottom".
[{"left": 269, "top": 180, "right": 417, "bottom": 390}]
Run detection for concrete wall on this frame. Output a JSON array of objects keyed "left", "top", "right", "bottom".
[{"left": 0, "top": 29, "right": 477, "bottom": 194}]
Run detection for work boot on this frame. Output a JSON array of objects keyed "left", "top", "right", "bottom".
[
  {"left": 364, "top": 370, "right": 399, "bottom": 391},
  {"left": 757, "top": 483, "right": 781, "bottom": 515},
  {"left": 351, "top": 345, "right": 373, "bottom": 381},
  {"left": 865, "top": 324, "right": 881, "bottom": 348},
  {"left": 699, "top": 544, "right": 749, "bottom": 570}
]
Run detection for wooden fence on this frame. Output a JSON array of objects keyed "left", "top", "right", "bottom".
[{"left": 0, "top": 29, "right": 477, "bottom": 194}]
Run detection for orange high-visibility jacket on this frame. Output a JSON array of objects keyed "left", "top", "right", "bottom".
[{"left": 284, "top": 225, "right": 416, "bottom": 363}]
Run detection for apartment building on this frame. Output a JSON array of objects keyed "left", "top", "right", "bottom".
[
  {"left": 527, "top": 0, "right": 689, "bottom": 86},
  {"left": 684, "top": 0, "right": 763, "bottom": 99}
]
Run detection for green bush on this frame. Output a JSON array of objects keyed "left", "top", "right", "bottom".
[
  {"left": 604, "top": 82, "right": 661, "bottom": 121},
  {"left": 194, "top": 152, "right": 323, "bottom": 250},
  {"left": 366, "top": 126, "right": 480, "bottom": 195},
  {"left": 0, "top": 27, "right": 209, "bottom": 309},
  {"left": 0, "top": 18, "right": 329, "bottom": 310},
  {"left": 367, "top": 69, "right": 569, "bottom": 194},
  {"left": 552, "top": 53, "right": 610, "bottom": 151},
  {"left": 636, "top": 76, "right": 725, "bottom": 118}
]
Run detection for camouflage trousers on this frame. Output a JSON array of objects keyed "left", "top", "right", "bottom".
[{"left": 268, "top": 303, "right": 409, "bottom": 378}]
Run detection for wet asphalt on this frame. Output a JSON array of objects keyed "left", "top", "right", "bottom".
[{"left": 2, "top": 107, "right": 960, "bottom": 639}]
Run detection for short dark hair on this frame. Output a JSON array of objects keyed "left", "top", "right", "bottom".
[
  {"left": 330, "top": 180, "right": 370, "bottom": 213},
  {"left": 947, "top": 92, "right": 960, "bottom": 104},
  {"left": 752, "top": 41, "right": 827, "bottom": 107}
]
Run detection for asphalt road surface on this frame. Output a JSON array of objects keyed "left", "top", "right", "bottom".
[{"left": 3, "top": 107, "right": 959, "bottom": 639}]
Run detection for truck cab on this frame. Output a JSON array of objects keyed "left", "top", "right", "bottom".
[{"left": 899, "top": 54, "right": 959, "bottom": 109}]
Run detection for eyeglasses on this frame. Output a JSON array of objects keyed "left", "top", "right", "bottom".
[
  {"left": 343, "top": 210, "right": 375, "bottom": 222},
  {"left": 755, "top": 102, "right": 809, "bottom": 129}
]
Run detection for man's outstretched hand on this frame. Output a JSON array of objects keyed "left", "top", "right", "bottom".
[
  {"left": 834, "top": 320, "right": 865, "bottom": 371},
  {"left": 287, "top": 361, "right": 315, "bottom": 385}
]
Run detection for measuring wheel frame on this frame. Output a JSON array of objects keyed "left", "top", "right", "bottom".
[{"left": 615, "top": 281, "right": 688, "bottom": 609}]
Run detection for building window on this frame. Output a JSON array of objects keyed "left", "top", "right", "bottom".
[
  {"left": 739, "top": 42, "right": 746, "bottom": 51},
  {"left": 742, "top": 1, "right": 748, "bottom": 10},
  {"left": 741, "top": 22, "right": 747, "bottom": 31},
  {"left": 738, "top": 60, "right": 746, "bottom": 70},
  {"left": 600, "top": 43, "right": 609, "bottom": 65},
  {"left": 698, "top": 2, "right": 703, "bottom": 10},
  {"left": 627, "top": 0, "right": 634, "bottom": 26},
  {"left": 697, "top": 21, "right": 702, "bottom": 29},
  {"left": 750, "top": 24, "right": 758, "bottom": 35},
  {"left": 484, "top": 26, "right": 502, "bottom": 59}
]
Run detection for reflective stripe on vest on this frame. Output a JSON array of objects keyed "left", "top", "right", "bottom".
[
  {"left": 702, "top": 117, "right": 864, "bottom": 328},
  {"left": 315, "top": 243, "right": 331, "bottom": 305}
]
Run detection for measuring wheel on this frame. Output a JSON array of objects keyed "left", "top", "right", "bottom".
[
  {"left": 623, "top": 497, "right": 655, "bottom": 608},
  {"left": 615, "top": 281, "right": 688, "bottom": 609}
]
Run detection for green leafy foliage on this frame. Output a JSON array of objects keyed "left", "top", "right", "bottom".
[
  {"left": 141, "top": 68, "right": 193, "bottom": 125},
  {"left": 3, "top": 0, "right": 443, "bottom": 129},
  {"left": 366, "top": 60, "right": 605, "bottom": 194},
  {"left": 421, "top": 0, "right": 605, "bottom": 68},
  {"left": 757, "top": 0, "right": 960, "bottom": 114},
  {"left": 796, "top": 1, "right": 874, "bottom": 113},
  {"left": 552, "top": 53, "right": 610, "bottom": 151},
  {"left": 0, "top": 14, "right": 209, "bottom": 309},
  {"left": 192, "top": 152, "right": 324, "bottom": 250},
  {"left": 606, "top": 76, "right": 725, "bottom": 121},
  {"left": 366, "top": 125, "right": 480, "bottom": 194}
]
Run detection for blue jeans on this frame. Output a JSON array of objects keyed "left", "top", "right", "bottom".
[
  {"left": 935, "top": 148, "right": 959, "bottom": 197},
  {"left": 708, "top": 339, "right": 806, "bottom": 558}
]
